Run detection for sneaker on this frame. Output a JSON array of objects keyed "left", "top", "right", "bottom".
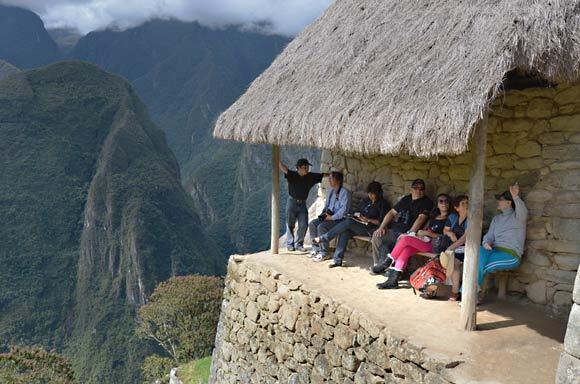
[
  {"left": 287, "top": 246, "right": 295, "bottom": 252},
  {"left": 309, "top": 249, "right": 318, "bottom": 257},
  {"left": 312, "top": 254, "right": 329, "bottom": 262},
  {"left": 328, "top": 262, "right": 342, "bottom": 268},
  {"left": 295, "top": 245, "right": 307, "bottom": 252}
]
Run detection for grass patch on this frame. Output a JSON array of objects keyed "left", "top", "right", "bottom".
[{"left": 178, "top": 356, "right": 212, "bottom": 384}]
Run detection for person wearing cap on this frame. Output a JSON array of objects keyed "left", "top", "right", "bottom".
[
  {"left": 308, "top": 171, "right": 351, "bottom": 260},
  {"left": 478, "top": 183, "right": 528, "bottom": 289},
  {"left": 371, "top": 179, "right": 434, "bottom": 277},
  {"left": 279, "top": 158, "right": 327, "bottom": 252}
]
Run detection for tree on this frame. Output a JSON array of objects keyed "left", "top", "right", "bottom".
[
  {"left": 0, "top": 345, "right": 76, "bottom": 384},
  {"left": 137, "top": 275, "right": 223, "bottom": 362}
]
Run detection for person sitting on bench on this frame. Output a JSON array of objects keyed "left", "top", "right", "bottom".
[
  {"left": 308, "top": 172, "right": 351, "bottom": 260},
  {"left": 437, "top": 195, "right": 469, "bottom": 301},
  {"left": 376, "top": 193, "right": 452, "bottom": 289},
  {"left": 371, "top": 179, "right": 434, "bottom": 274},
  {"left": 312, "top": 181, "right": 389, "bottom": 267},
  {"left": 478, "top": 183, "right": 527, "bottom": 289}
]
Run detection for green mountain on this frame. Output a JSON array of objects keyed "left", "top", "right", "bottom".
[
  {"left": 0, "top": 59, "right": 19, "bottom": 79},
  {"left": 0, "top": 4, "right": 61, "bottom": 68},
  {"left": 0, "top": 61, "right": 220, "bottom": 383},
  {"left": 71, "top": 20, "right": 319, "bottom": 256}
]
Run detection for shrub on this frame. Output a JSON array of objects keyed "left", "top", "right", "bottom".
[
  {"left": 137, "top": 275, "right": 223, "bottom": 362},
  {"left": 0, "top": 345, "right": 75, "bottom": 384},
  {"left": 141, "top": 355, "right": 173, "bottom": 384}
]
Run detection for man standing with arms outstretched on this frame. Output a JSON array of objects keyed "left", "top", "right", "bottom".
[{"left": 279, "top": 158, "right": 327, "bottom": 252}]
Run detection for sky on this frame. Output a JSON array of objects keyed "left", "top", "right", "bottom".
[{"left": 0, "top": 0, "right": 332, "bottom": 36}]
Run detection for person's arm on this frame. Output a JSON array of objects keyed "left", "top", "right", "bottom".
[
  {"left": 448, "top": 233, "right": 467, "bottom": 251},
  {"left": 510, "top": 183, "right": 528, "bottom": 223},
  {"left": 409, "top": 213, "right": 428, "bottom": 233},
  {"left": 279, "top": 161, "right": 289, "bottom": 174},
  {"left": 443, "top": 226, "right": 458, "bottom": 242},
  {"left": 482, "top": 218, "right": 495, "bottom": 249},
  {"left": 330, "top": 189, "right": 350, "bottom": 220},
  {"left": 374, "top": 208, "right": 397, "bottom": 235}
]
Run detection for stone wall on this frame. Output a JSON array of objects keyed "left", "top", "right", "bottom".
[
  {"left": 557, "top": 268, "right": 580, "bottom": 383},
  {"left": 317, "top": 83, "right": 580, "bottom": 313},
  {"left": 209, "top": 256, "right": 459, "bottom": 384}
]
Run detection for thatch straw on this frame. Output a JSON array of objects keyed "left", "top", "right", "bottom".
[{"left": 214, "top": 0, "right": 580, "bottom": 157}]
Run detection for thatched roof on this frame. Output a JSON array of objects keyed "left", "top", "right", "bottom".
[{"left": 214, "top": 0, "right": 580, "bottom": 157}]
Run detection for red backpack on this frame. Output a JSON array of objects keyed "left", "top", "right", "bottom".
[{"left": 409, "top": 258, "right": 447, "bottom": 295}]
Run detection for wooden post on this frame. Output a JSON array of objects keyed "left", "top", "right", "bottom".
[
  {"left": 460, "top": 115, "right": 488, "bottom": 331},
  {"left": 271, "top": 145, "right": 281, "bottom": 254}
]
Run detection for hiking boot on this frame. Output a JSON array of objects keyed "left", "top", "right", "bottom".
[
  {"left": 376, "top": 269, "right": 401, "bottom": 289},
  {"left": 371, "top": 255, "right": 393, "bottom": 274}
]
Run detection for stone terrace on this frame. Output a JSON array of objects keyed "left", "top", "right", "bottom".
[{"left": 210, "top": 251, "right": 568, "bottom": 384}]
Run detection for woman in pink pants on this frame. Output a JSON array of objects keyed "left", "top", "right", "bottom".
[{"left": 377, "top": 194, "right": 452, "bottom": 289}]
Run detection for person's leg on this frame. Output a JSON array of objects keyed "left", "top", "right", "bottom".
[
  {"left": 295, "top": 203, "right": 309, "bottom": 249},
  {"left": 371, "top": 231, "right": 388, "bottom": 266},
  {"left": 317, "top": 220, "right": 338, "bottom": 256},
  {"left": 478, "top": 248, "right": 520, "bottom": 286},
  {"left": 286, "top": 199, "right": 297, "bottom": 249},
  {"left": 332, "top": 229, "right": 353, "bottom": 264},
  {"left": 319, "top": 219, "right": 351, "bottom": 242},
  {"left": 308, "top": 217, "right": 323, "bottom": 252},
  {"left": 450, "top": 260, "right": 463, "bottom": 300}
]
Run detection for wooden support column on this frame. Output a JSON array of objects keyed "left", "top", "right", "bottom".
[
  {"left": 271, "top": 145, "right": 281, "bottom": 254},
  {"left": 460, "top": 115, "right": 488, "bottom": 331}
]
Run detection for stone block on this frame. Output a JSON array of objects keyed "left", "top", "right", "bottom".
[
  {"left": 278, "top": 304, "right": 300, "bottom": 331},
  {"left": 541, "top": 268, "right": 578, "bottom": 285},
  {"left": 274, "top": 342, "right": 294, "bottom": 363},
  {"left": 325, "top": 342, "right": 343, "bottom": 367},
  {"left": 334, "top": 324, "right": 356, "bottom": 350},
  {"left": 551, "top": 161, "right": 580, "bottom": 171},
  {"left": 554, "top": 291, "right": 573, "bottom": 308},
  {"left": 550, "top": 115, "right": 580, "bottom": 131},
  {"left": 390, "top": 358, "right": 426, "bottom": 383},
  {"left": 555, "top": 86, "right": 580, "bottom": 105},
  {"left": 539, "top": 132, "right": 567, "bottom": 145},
  {"left": 530, "top": 240, "right": 580, "bottom": 255},
  {"left": 556, "top": 352, "right": 580, "bottom": 384},
  {"left": 554, "top": 255, "right": 580, "bottom": 271},
  {"left": 359, "top": 316, "right": 381, "bottom": 339},
  {"left": 527, "top": 98, "right": 555, "bottom": 118},
  {"left": 549, "top": 218, "right": 580, "bottom": 241},
  {"left": 525, "top": 280, "right": 547, "bottom": 304},
  {"left": 525, "top": 249, "right": 551, "bottom": 267},
  {"left": 543, "top": 145, "right": 580, "bottom": 161},
  {"left": 424, "top": 372, "right": 452, "bottom": 384},
  {"left": 571, "top": 132, "right": 580, "bottom": 144},
  {"left": 514, "top": 156, "right": 544, "bottom": 170},
  {"left": 342, "top": 353, "right": 361, "bottom": 372},
  {"left": 501, "top": 118, "right": 533, "bottom": 133},
  {"left": 368, "top": 339, "right": 391, "bottom": 369},
  {"left": 313, "top": 354, "right": 332, "bottom": 377},
  {"left": 354, "top": 363, "right": 384, "bottom": 384}
]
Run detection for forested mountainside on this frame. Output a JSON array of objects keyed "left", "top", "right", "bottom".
[
  {"left": 0, "top": 61, "right": 221, "bottom": 383},
  {"left": 0, "top": 59, "right": 19, "bottom": 79},
  {"left": 0, "top": 4, "right": 60, "bottom": 68},
  {"left": 71, "top": 19, "right": 319, "bottom": 256}
]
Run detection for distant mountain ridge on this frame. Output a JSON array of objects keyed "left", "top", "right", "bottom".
[
  {"left": 0, "top": 61, "right": 220, "bottom": 383},
  {"left": 0, "top": 4, "right": 61, "bottom": 68}
]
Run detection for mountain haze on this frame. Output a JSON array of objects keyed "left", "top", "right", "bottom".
[{"left": 0, "top": 61, "right": 220, "bottom": 383}]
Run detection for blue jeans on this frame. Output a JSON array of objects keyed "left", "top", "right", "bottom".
[
  {"left": 320, "top": 219, "right": 374, "bottom": 264},
  {"left": 286, "top": 198, "right": 308, "bottom": 248},
  {"left": 478, "top": 246, "right": 520, "bottom": 286},
  {"left": 309, "top": 218, "right": 343, "bottom": 256}
]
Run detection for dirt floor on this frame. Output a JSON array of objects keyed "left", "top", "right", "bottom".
[{"left": 239, "top": 250, "right": 568, "bottom": 384}]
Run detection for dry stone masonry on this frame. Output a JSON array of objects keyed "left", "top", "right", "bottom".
[
  {"left": 209, "top": 256, "right": 460, "bottom": 384},
  {"left": 318, "top": 84, "right": 580, "bottom": 313},
  {"left": 557, "top": 268, "right": 580, "bottom": 383}
]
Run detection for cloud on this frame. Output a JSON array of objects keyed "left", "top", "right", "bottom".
[{"left": 0, "top": 0, "right": 332, "bottom": 36}]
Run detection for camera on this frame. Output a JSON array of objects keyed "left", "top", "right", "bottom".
[{"left": 318, "top": 209, "right": 333, "bottom": 220}]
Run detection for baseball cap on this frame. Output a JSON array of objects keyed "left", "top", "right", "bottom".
[
  {"left": 495, "top": 191, "right": 514, "bottom": 202},
  {"left": 296, "top": 158, "right": 312, "bottom": 167},
  {"left": 411, "top": 179, "right": 426, "bottom": 189}
]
